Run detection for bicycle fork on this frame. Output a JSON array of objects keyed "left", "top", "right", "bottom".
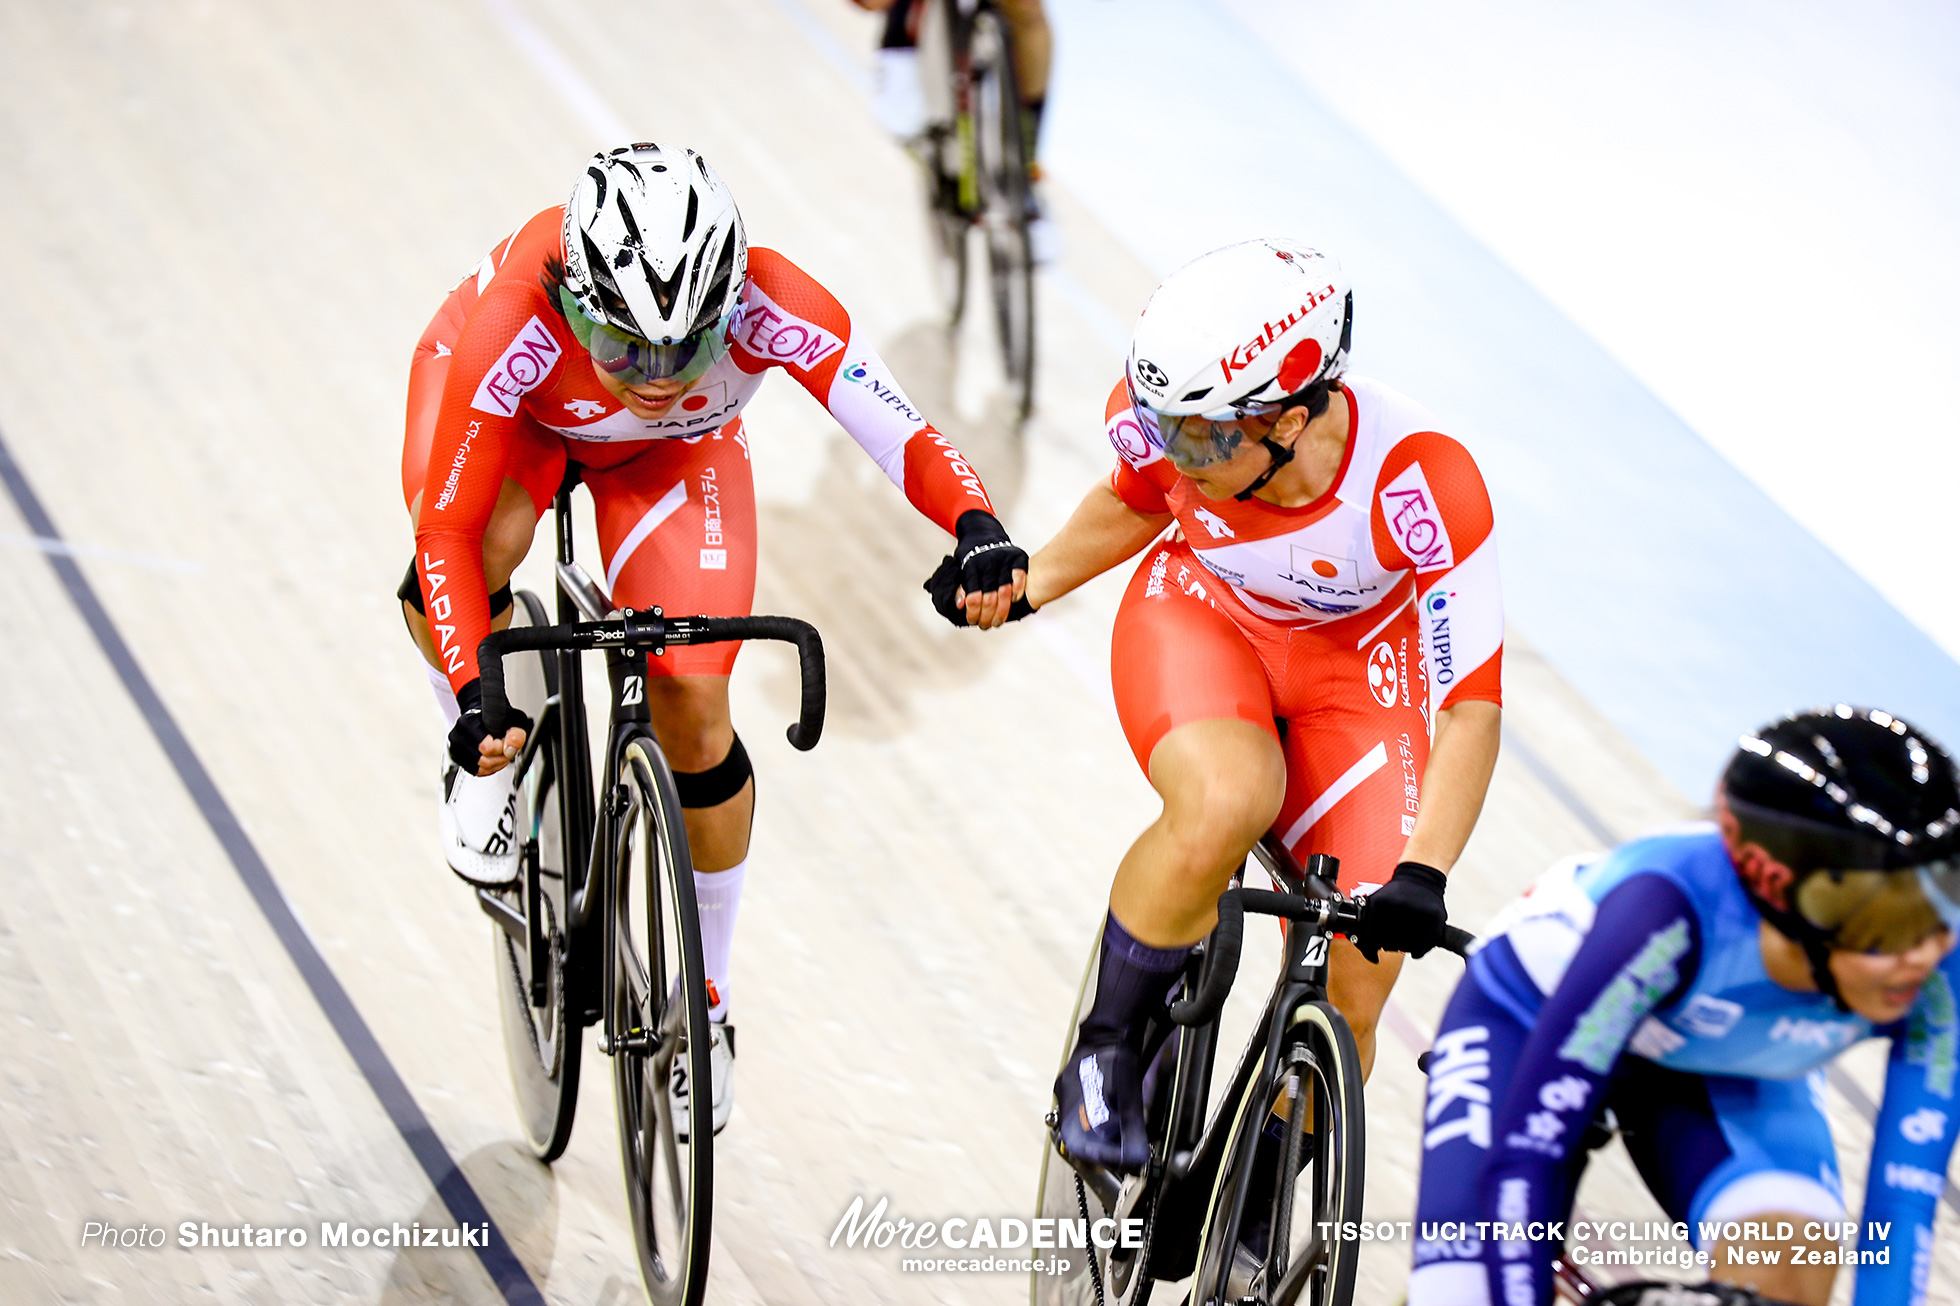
[{"left": 593, "top": 642, "right": 657, "bottom": 1058}]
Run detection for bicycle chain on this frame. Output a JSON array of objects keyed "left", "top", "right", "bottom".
[{"left": 1073, "top": 1172, "right": 1108, "bottom": 1306}]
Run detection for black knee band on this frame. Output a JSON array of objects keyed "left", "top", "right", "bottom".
[
  {"left": 673, "top": 734, "right": 753, "bottom": 809},
  {"left": 398, "top": 559, "right": 423, "bottom": 613},
  {"left": 397, "top": 558, "right": 511, "bottom": 619}
]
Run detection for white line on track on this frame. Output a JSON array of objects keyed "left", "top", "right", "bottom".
[{"left": 0, "top": 531, "right": 205, "bottom": 574}]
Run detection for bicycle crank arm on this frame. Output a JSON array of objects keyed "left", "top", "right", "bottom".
[{"left": 475, "top": 886, "right": 526, "bottom": 942}]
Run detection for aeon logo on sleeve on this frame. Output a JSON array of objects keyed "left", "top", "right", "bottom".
[
  {"left": 1379, "top": 462, "right": 1455, "bottom": 571},
  {"left": 471, "top": 316, "right": 563, "bottom": 416},
  {"left": 735, "top": 284, "right": 845, "bottom": 370},
  {"left": 1106, "top": 411, "right": 1158, "bottom": 467}
]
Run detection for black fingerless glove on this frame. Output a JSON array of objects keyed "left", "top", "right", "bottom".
[
  {"left": 1355, "top": 861, "right": 1449, "bottom": 962},
  {"left": 923, "top": 510, "right": 1034, "bottom": 627},
  {"left": 446, "top": 678, "right": 534, "bottom": 771}
]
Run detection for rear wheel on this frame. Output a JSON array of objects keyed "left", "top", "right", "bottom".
[
  {"left": 612, "top": 728, "right": 712, "bottom": 1306},
  {"left": 916, "top": 0, "right": 969, "bottom": 324},
  {"left": 968, "top": 3, "right": 1035, "bottom": 421},
  {"left": 492, "top": 589, "right": 581, "bottom": 1161},
  {"left": 1192, "top": 1001, "right": 1364, "bottom": 1306}
]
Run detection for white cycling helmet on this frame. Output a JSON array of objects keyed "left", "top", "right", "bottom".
[
  {"left": 560, "top": 144, "right": 747, "bottom": 384},
  {"left": 1124, "top": 239, "right": 1353, "bottom": 494},
  {"left": 1126, "top": 238, "right": 1351, "bottom": 472}
]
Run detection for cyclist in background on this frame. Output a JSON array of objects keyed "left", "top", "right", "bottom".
[
  {"left": 398, "top": 143, "right": 1028, "bottom": 1134},
  {"left": 1409, "top": 706, "right": 1960, "bottom": 1306},
  {"left": 941, "top": 237, "right": 1505, "bottom": 1171},
  {"left": 852, "top": 0, "right": 1056, "bottom": 261}
]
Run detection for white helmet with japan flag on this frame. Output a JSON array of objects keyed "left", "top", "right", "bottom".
[{"left": 1126, "top": 237, "right": 1352, "bottom": 421}]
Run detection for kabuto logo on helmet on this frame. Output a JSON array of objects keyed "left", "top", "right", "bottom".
[
  {"left": 1128, "top": 237, "right": 1351, "bottom": 416},
  {"left": 1218, "top": 283, "right": 1337, "bottom": 384}
]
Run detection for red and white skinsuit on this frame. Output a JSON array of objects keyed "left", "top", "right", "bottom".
[
  {"left": 404, "top": 205, "right": 999, "bottom": 689},
  {"left": 1102, "top": 375, "right": 1504, "bottom": 893}
]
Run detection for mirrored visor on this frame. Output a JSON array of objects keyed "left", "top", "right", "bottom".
[
  {"left": 1793, "top": 859, "right": 1960, "bottom": 953},
  {"left": 559, "top": 288, "right": 731, "bottom": 386},
  {"left": 1126, "top": 379, "right": 1277, "bottom": 472}
]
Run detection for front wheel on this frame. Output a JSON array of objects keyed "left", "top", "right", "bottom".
[
  {"left": 1033, "top": 930, "right": 1166, "bottom": 1306},
  {"left": 1192, "top": 1001, "right": 1364, "bottom": 1306},
  {"left": 612, "top": 729, "right": 713, "bottom": 1306},
  {"left": 492, "top": 589, "right": 581, "bottom": 1161}
]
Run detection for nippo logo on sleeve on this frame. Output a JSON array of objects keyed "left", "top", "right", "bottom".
[
  {"left": 471, "top": 316, "right": 563, "bottom": 416},
  {"left": 735, "top": 284, "right": 846, "bottom": 371},
  {"left": 1379, "top": 462, "right": 1455, "bottom": 571}
]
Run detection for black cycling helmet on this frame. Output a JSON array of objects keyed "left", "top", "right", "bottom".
[{"left": 1717, "top": 706, "right": 1960, "bottom": 1000}]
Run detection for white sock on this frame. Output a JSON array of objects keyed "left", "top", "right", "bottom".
[
  {"left": 694, "top": 860, "right": 746, "bottom": 1022},
  {"left": 426, "top": 664, "right": 461, "bottom": 729}
]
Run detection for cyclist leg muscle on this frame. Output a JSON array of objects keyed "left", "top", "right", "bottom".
[
  {"left": 1108, "top": 555, "right": 1285, "bottom": 944},
  {"left": 1110, "top": 718, "right": 1286, "bottom": 945}
]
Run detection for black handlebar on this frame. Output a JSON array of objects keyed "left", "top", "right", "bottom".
[
  {"left": 476, "top": 612, "right": 827, "bottom": 751},
  {"left": 1167, "top": 886, "right": 1475, "bottom": 1028}
]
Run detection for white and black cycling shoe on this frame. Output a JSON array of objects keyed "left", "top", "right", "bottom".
[
  {"left": 670, "top": 1020, "right": 735, "bottom": 1142},
  {"left": 439, "top": 762, "right": 521, "bottom": 888}
]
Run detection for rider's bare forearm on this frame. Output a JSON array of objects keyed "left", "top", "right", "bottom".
[
  {"left": 1025, "top": 479, "right": 1170, "bottom": 610},
  {"left": 1400, "top": 699, "right": 1501, "bottom": 874}
]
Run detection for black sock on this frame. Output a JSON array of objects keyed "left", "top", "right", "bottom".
[
  {"left": 880, "top": 0, "right": 917, "bottom": 49},
  {"left": 1077, "top": 911, "right": 1191, "bottom": 1052}
]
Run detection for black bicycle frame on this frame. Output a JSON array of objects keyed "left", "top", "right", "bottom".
[
  {"left": 482, "top": 473, "right": 825, "bottom": 1034},
  {"left": 1164, "top": 852, "right": 1350, "bottom": 1185}
]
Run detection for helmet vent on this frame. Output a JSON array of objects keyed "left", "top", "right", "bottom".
[
  {"left": 690, "top": 231, "right": 737, "bottom": 335},
  {"left": 1180, "top": 387, "right": 1212, "bottom": 402},
  {"left": 581, "top": 231, "right": 638, "bottom": 334},
  {"left": 683, "top": 188, "right": 699, "bottom": 241},
  {"left": 614, "top": 191, "right": 645, "bottom": 250},
  {"left": 643, "top": 255, "right": 685, "bottom": 322},
  {"left": 585, "top": 166, "right": 609, "bottom": 211}
]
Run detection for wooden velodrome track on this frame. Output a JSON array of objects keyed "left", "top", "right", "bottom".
[{"left": 0, "top": 2, "right": 1948, "bottom": 1304}]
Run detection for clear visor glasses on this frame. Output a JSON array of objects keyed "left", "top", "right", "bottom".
[
  {"left": 1126, "top": 379, "right": 1279, "bottom": 472},
  {"left": 1794, "top": 860, "right": 1960, "bottom": 953},
  {"left": 559, "top": 288, "right": 732, "bottom": 387}
]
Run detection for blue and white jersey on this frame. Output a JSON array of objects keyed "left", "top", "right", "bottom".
[
  {"left": 1464, "top": 825, "right": 1960, "bottom": 1306},
  {"left": 1472, "top": 827, "right": 1880, "bottom": 1079}
]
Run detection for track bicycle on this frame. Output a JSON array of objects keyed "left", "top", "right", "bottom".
[
  {"left": 1033, "top": 834, "right": 1472, "bottom": 1306},
  {"left": 914, "top": 0, "right": 1037, "bottom": 422},
  {"left": 469, "top": 470, "right": 825, "bottom": 1306}
]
